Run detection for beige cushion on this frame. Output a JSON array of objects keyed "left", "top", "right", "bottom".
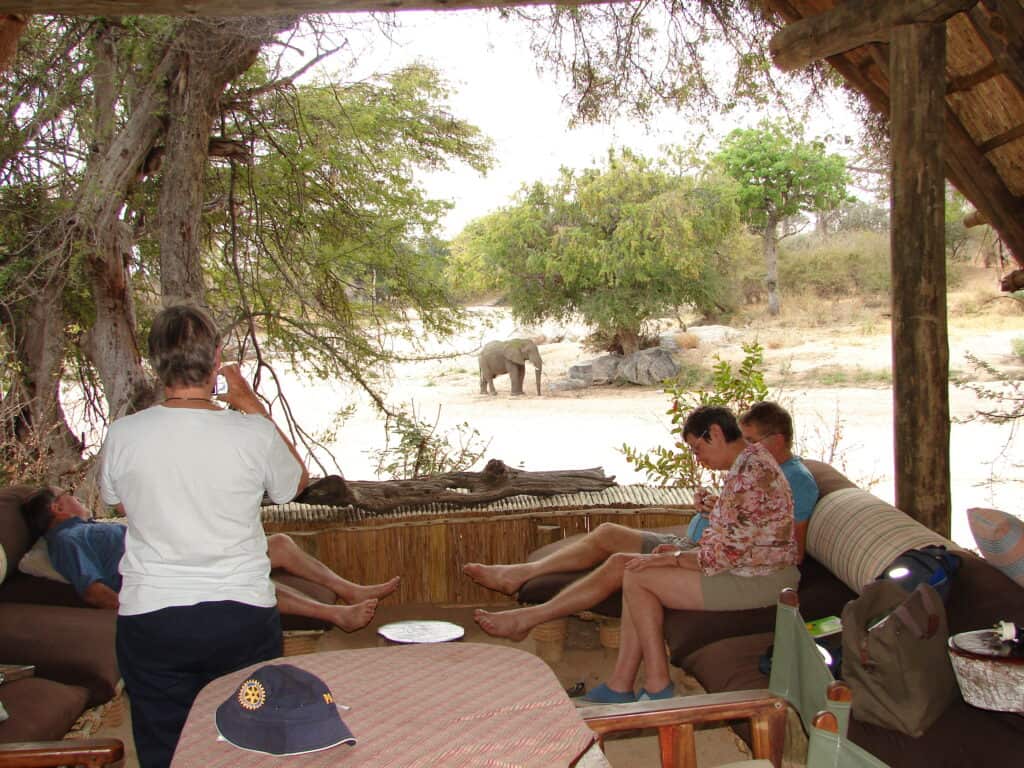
[
  {"left": 18, "top": 537, "right": 69, "bottom": 583},
  {"left": 807, "top": 488, "right": 954, "bottom": 594},
  {"left": 968, "top": 507, "right": 1024, "bottom": 588}
]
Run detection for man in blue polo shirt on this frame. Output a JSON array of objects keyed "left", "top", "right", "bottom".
[{"left": 20, "top": 487, "right": 400, "bottom": 623}]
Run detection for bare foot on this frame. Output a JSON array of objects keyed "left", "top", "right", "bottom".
[
  {"left": 473, "top": 608, "right": 531, "bottom": 642},
  {"left": 328, "top": 599, "right": 378, "bottom": 632},
  {"left": 463, "top": 563, "right": 529, "bottom": 595},
  {"left": 348, "top": 576, "right": 401, "bottom": 602}
]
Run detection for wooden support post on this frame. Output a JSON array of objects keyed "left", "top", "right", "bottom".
[{"left": 889, "top": 22, "right": 952, "bottom": 536}]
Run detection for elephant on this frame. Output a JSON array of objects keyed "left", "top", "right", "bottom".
[{"left": 479, "top": 338, "right": 543, "bottom": 396}]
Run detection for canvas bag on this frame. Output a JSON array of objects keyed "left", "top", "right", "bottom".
[{"left": 841, "top": 580, "right": 957, "bottom": 736}]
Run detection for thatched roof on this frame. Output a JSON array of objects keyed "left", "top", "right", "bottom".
[{"left": 764, "top": 0, "right": 1024, "bottom": 270}]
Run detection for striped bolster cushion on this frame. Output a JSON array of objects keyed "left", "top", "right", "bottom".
[
  {"left": 968, "top": 507, "right": 1024, "bottom": 588},
  {"left": 807, "top": 488, "right": 955, "bottom": 594}
]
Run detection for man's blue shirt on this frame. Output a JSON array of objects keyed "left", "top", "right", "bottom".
[
  {"left": 781, "top": 455, "right": 819, "bottom": 524},
  {"left": 45, "top": 518, "right": 126, "bottom": 596}
]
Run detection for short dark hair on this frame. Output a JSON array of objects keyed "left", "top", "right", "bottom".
[
  {"left": 148, "top": 304, "right": 220, "bottom": 388},
  {"left": 682, "top": 405, "right": 742, "bottom": 443},
  {"left": 22, "top": 488, "right": 56, "bottom": 539},
  {"left": 740, "top": 401, "right": 794, "bottom": 447}
]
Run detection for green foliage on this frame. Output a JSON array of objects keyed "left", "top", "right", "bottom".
[
  {"left": 369, "top": 404, "right": 490, "bottom": 480},
  {"left": 1012, "top": 337, "right": 1024, "bottom": 362},
  {"left": 713, "top": 119, "right": 850, "bottom": 233},
  {"left": 945, "top": 187, "right": 972, "bottom": 261},
  {"left": 449, "top": 149, "right": 743, "bottom": 346},
  {"left": 620, "top": 342, "right": 769, "bottom": 488}
]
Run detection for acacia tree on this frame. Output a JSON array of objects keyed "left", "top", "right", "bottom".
[
  {"left": 451, "top": 150, "right": 742, "bottom": 354},
  {"left": 0, "top": 16, "right": 491, "bottom": 484},
  {"left": 714, "top": 120, "right": 849, "bottom": 315}
]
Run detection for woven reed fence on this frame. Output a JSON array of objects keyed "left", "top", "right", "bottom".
[{"left": 264, "top": 485, "right": 695, "bottom": 607}]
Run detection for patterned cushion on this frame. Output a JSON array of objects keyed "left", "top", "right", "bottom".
[
  {"left": 807, "top": 488, "right": 955, "bottom": 594},
  {"left": 967, "top": 507, "right": 1024, "bottom": 588}
]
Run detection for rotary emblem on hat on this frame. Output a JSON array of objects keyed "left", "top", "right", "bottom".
[
  {"left": 237, "top": 679, "right": 266, "bottom": 710},
  {"left": 215, "top": 664, "right": 356, "bottom": 756}
]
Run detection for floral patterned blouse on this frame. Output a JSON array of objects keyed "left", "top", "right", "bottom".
[{"left": 697, "top": 442, "right": 797, "bottom": 576}]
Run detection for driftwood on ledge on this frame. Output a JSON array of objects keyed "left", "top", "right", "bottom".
[{"left": 292, "top": 458, "right": 617, "bottom": 514}]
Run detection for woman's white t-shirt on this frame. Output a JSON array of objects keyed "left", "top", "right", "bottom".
[{"left": 98, "top": 406, "right": 303, "bottom": 616}]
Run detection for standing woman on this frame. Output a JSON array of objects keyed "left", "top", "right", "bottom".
[{"left": 99, "top": 305, "right": 308, "bottom": 768}]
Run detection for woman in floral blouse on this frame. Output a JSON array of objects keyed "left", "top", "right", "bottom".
[{"left": 584, "top": 405, "right": 799, "bottom": 703}]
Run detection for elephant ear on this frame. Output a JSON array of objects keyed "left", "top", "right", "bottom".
[{"left": 505, "top": 340, "right": 527, "bottom": 365}]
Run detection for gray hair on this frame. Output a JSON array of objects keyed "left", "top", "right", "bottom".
[{"left": 148, "top": 304, "right": 220, "bottom": 388}]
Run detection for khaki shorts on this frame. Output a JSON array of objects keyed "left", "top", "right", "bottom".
[{"left": 699, "top": 565, "right": 800, "bottom": 611}]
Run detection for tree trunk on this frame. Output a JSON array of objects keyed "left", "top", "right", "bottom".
[
  {"left": 295, "top": 459, "right": 617, "bottom": 514},
  {"left": 158, "top": 18, "right": 284, "bottom": 307},
  {"left": 764, "top": 214, "right": 781, "bottom": 316},
  {"left": 617, "top": 328, "right": 641, "bottom": 356}
]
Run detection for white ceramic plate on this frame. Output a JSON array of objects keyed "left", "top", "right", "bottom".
[{"left": 377, "top": 620, "right": 465, "bottom": 644}]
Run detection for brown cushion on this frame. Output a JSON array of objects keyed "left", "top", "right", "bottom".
[
  {"left": 0, "top": 604, "right": 118, "bottom": 707},
  {"left": 848, "top": 699, "right": 1024, "bottom": 768},
  {"left": 664, "top": 555, "right": 852, "bottom": 667},
  {"left": 945, "top": 550, "right": 1024, "bottom": 633},
  {"left": 271, "top": 571, "right": 333, "bottom": 631},
  {"left": 0, "top": 572, "right": 86, "bottom": 608},
  {"left": 683, "top": 632, "right": 773, "bottom": 695},
  {"left": 0, "top": 677, "right": 90, "bottom": 743},
  {"left": 802, "top": 460, "right": 857, "bottom": 498},
  {"left": 0, "top": 486, "right": 36, "bottom": 585}
]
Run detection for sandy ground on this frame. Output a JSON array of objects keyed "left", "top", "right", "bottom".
[{"left": 281, "top": 283, "right": 1024, "bottom": 548}]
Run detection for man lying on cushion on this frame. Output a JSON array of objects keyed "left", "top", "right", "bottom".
[
  {"left": 464, "top": 401, "right": 818, "bottom": 640},
  {"left": 21, "top": 487, "right": 399, "bottom": 632}
]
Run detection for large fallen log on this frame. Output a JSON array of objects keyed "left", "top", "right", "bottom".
[{"left": 293, "top": 458, "right": 617, "bottom": 514}]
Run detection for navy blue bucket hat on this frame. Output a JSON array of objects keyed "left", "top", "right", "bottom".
[{"left": 215, "top": 664, "right": 356, "bottom": 756}]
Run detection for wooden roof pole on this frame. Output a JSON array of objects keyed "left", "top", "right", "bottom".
[
  {"left": 889, "top": 21, "right": 952, "bottom": 536},
  {"left": 768, "top": 0, "right": 977, "bottom": 72},
  {"left": 0, "top": 0, "right": 606, "bottom": 14}
]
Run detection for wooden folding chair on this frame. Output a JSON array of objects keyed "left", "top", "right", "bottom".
[{"left": 0, "top": 738, "right": 124, "bottom": 767}]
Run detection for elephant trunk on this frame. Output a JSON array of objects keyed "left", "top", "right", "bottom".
[{"left": 534, "top": 363, "right": 542, "bottom": 396}]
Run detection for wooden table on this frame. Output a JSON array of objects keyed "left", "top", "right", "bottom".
[{"left": 171, "top": 643, "right": 597, "bottom": 768}]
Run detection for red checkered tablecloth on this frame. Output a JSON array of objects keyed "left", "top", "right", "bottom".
[{"left": 171, "top": 642, "right": 595, "bottom": 768}]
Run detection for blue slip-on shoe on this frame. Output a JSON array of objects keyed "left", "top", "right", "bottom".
[
  {"left": 581, "top": 683, "right": 636, "bottom": 704},
  {"left": 638, "top": 683, "right": 675, "bottom": 701}
]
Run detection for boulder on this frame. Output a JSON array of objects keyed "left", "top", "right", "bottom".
[
  {"left": 590, "top": 355, "right": 622, "bottom": 384},
  {"left": 616, "top": 348, "right": 680, "bottom": 386},
  {"left": 567, "top": 363, "right": 593, "bottom": 385}
]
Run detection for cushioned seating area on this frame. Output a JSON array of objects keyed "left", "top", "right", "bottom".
[
  {"left": 0, "top": 677, "right": 90, "bottom": 743},
  {"left": 0, "top": 603, "right": 119, "bottom": 707}
]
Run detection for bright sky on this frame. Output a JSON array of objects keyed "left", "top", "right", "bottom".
[{"left": 331, "top": 9, "right": 862, "bottom": 239}]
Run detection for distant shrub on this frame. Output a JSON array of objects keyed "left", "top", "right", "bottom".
[
  {"left": 1013, "top": 337, "right": 1024, "bottom": 361},
  {"left": 778, "top": 231, "right": 891, "bottom": 297}
]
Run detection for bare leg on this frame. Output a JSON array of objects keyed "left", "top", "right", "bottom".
[
  {"left": 604, "top": 599, "right": 643, "bottom": 694},
  {"left": 464, "top": 523, "right": 647, "bottom": 595},
  {"left": 473, "top": 552, "right": 638, "bottom": 641},
  {"left": 274, "top": 581, "right": 378, "bottom": 632},
  {"left": 618, "top": 567, "right": 704, "bottom": 693},
  {"left": 268, "top": 533, "right": 400, "bottom": 603}
]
